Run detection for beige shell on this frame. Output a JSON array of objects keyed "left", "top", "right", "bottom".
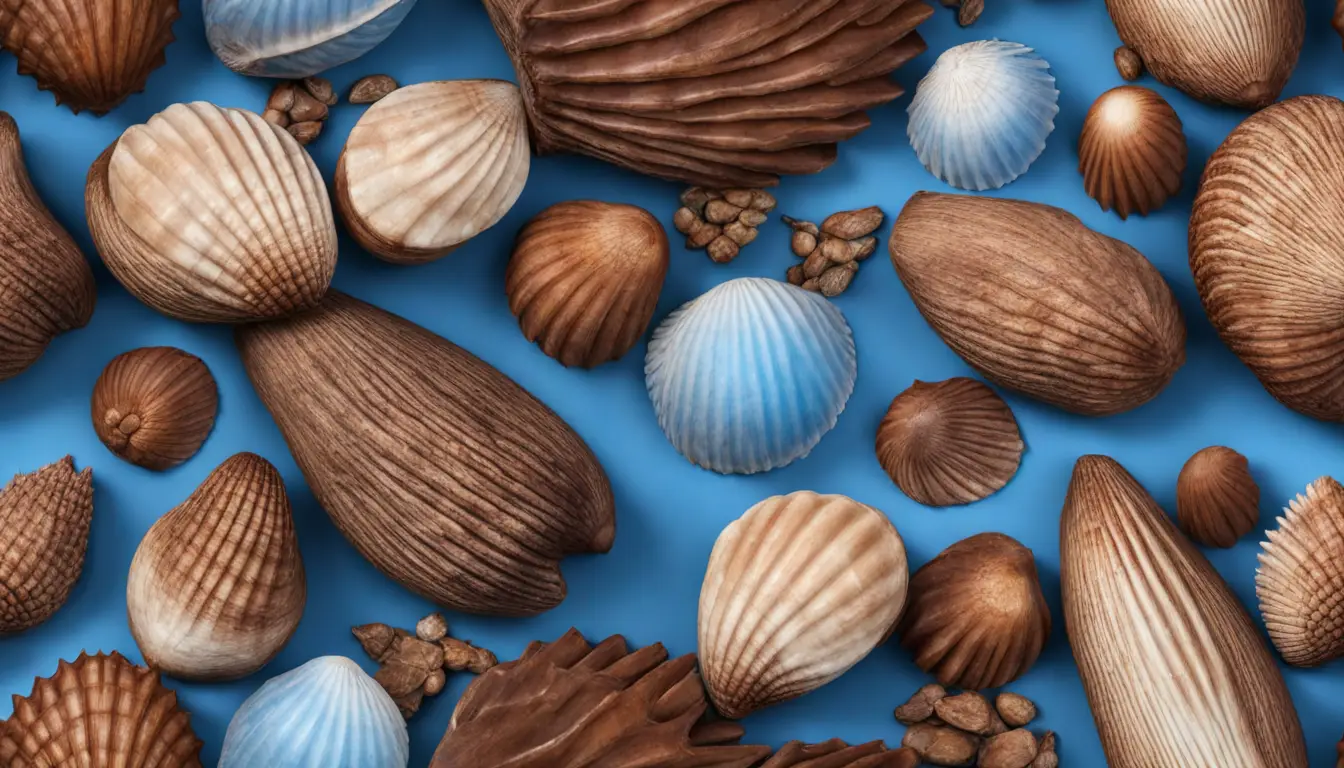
[
  {"left": 1176, "top": 446, "right": 1259, "bottom": 548},
  {"left": 0, "top": 457, "right": 93, "bottom": 634},
  {"left": 91, "top": 346, "right": 219, "bottom": 471},
  {"left": 1079, "top": 86, "right": 1186, "bottom": 219},
  {"left": 1257, "top": 477, "right": 1344, "bottom": 667},
  {"left": 506, "top": 200, "right": 669, "bottom": 368},
  {"left": 875, "top": 377, "right": 1023, "bottom": 507},
  {"left": 86, "top": 101, "right": 338, "bottom": 323},
  {"left": 1061, "top": 455, "right": 1307, "bottom": 768},
  {"left": 336, "top": 80, "right": 531, "bottom": 265},
  {"left": 699, "top": 491, "right": 908, "bottom": 719}
]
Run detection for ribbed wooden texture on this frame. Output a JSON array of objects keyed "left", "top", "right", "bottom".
[
  {"left": 0, "top": 457, "right": 93, "bottom": 634},
  {"left": 1257, "top": 477, "right": 1344, "bottom": 668},
  {"left": 91, "top": 346, "right": 218, "bottom": 471},
  {"left": 1176, "top": 446, "right": 1259, "bottom": 548},
  {"left": 761, "top": 739, "right": 917, "bottom": 767},
  {"left": 1079, "top": 85, "right": 1186, "bottom": 219}
]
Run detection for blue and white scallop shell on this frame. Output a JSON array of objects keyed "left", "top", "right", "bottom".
[
  {"left": 907, "top": 40, "right": 1059, "bottom": 191},
  {"left": 645, "top": 277, "right": 857, "bottom": 475}
]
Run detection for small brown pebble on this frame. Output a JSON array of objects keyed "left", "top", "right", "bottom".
[
  {"left": 673, "top": 207, "right": 697, "bottom": 235},
  {"left": 302, "top": 75, "right": 338, "bottom": 105},
  {"left": 261, "top": 108, "right": 290, "bottom": 128},
  {"left": 821, "top": 235, "right": 854, "bottom": 263},
  {"left": 902, "top": 723, "right": 979, "bottom": 767},
  {"left": 1115, "top": 45, "right": 1143, "bottom": 81},
  {"left": 782, "top": 215, "right": 819, "bottom": 237},
  {"left": 349, "top": 74, "right": 399, "bottom": 104},
  {"left": 818, "top": 264, "right": 856, "bottom": 297},
  {"left": 267, "top": 81, "right": 296, "bottom": 112},
  {"left": 722, "top": 188, "right": 755, "bottom": 208},
  {"left": 685, "top": 219, "right": 722, "bottom": 249},
  {"left": 786, "top": 264, "right": 805, "bottom": 286},
  {"left": 980, "top": 729, "right": 1037, "bottom": 768},
  {"left": 1030, "top": 732, "right": 1057, "bottom": 768},
  {"left": 707, "top": 235, "right": 740, "bottom": 263},
  {"left": 352, "top": 622, "right": 398, "bottom": 660},
  {"left": 723, "top": 220, "right": 757, "bottom": 247},
  {"left": 958, "top": 0, "right": 984, "bottom": 25},
  {"left": 791, "top": 230, "right": 818, "bottom": 258},
  {"left": 748, "top": 190, "right": 777, "bottom": 211},
  {"left": 288, "top": 121, "right": 323, "bottom": 145},
  {"left": 416, "top": 612, "right": 448, "bottom": 643},
  {"left": 894, "top": 683, "right": 948, "bottom": 724},
  {"left": 935, "top": 692, "right": 996, "bottom": 736},
  {"left": 704, "top": 198, "right": 744, "bottom": 225},
  {"left": 681, "top": 187, "right": 712, "bottom": 210},
  {"left": 738, "top": 209, "right": 768, "bottom": 227},
  {"left": 443, "top": 637, "right": 499, "bottom": 674},
  {"left": 995, "top": 692, "right": 1037, "bottom": 727},
  {"left": 803, "top": 248, "right": 830, "bottom": 279},
  {"left": 851, "top": 236, "right": 878, "bottom": 261},
  {"left": 290, "top": 88, "right": 329, "bottom": 123},
  {"left": 800, "top": 278, "right": 820, "bottom": 292},
  {"left": 423, "top": 668, "right": 446, "bottom": 696},
  {"left": 821, "top": 205, "right": 884, "bottom": 239}
]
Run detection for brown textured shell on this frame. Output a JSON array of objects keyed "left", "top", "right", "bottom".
[
  {"left": 762, "top": 740, "right": 918, "bottom": 767},
  {"left": 1257, "top": 477, "right": 1344, "bottom": 667},
  {"left": 1079, "top": 86, "right": 1186, "bottom": 219},
  {"left": 1176, "top": 446, "right": 1259, "bottom": 548},
  {"left": 91, "top": 347, "right": 218, "bottom": 471},
  {"left": 1336, "top": 1, "right": 1344, "bottom": 49},
  {"left": 0, "top": 457, "right": 93, "bottom": 634}
]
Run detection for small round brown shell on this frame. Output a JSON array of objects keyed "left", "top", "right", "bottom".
[
  {"left": 91, "top": 347, "right": 218, "bottom": 471},
  {"left": 1257, "top": 476, "right": 1344, "bottom": 667},
  {"left": 1176, "top": 446, "right": 1259, "bottom": 548},
  {"left": 1079, "top": 86, "right": 1187, "bottom": 219}
]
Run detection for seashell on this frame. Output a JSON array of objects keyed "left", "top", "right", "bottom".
[
  {"left": 220, "top": 656, "right": 408, "bottom": 768},
  {"left": 91, "top": 346, "right": 219, "bottom": 471},
  {"left": 1061, "top": 455, "right": 1307, "bottom": 768},
  {"left": 128, "top": 453, "right": 306, "bottom": 681},
  {"left": 1337, "top": 2, "right": 1344, "bottom": 49},
  {"left": 335, "top": 80, "right": 530, "bottom": 265},
  {"left": 86, "top": 101, "right": 338, "bottom": 323},
  {"left": 699, "top": 491, "right": 908, "bottom": 718},
  {"left": 1176, "top": 446, "right": 1259, "bottom": 548},
  {"left": 0, "top": 457, "right": 93, "bottom": 634},
  {"left": 0, "top": 113, "right": 96, "bottom": 381},
  {"left": 896, "top": 533, "right": 1050, "bottom": 690},
  {"left": 506, "top": 200, "right": 668, "bottom": 368},
  {"left": 763, "top": 740, "right": 917, "bottom": 767},
  {"left": 1079, "top": 85, "right": 1187, "bottom": 219},
  {"left": 0, "top": 651, "right": 203, "bottom": 767},
  {"left": 481, "top": 0, "right": 933, "bottom": 188},
  {"left": 889, "top": 192, "right": 1186, "bottom": 416},
  {"left": 875, "top": 377, "right": 1023, "bottom": 507},
  {"left": 646, "top": 278, "right": 856, "bottom": 474},
  {"left": 1104, "top": 0, "right": 1303, "bottom": 109},
  {"left": 907, "top": 40, "right": 1058, "bottom": 191},
  {"left": 0, "top": 0, "right": 180, "bottom": 114},
  {"left": 236, "top": 291, "right": 615, "bottom": 616},
  {"left": 1256, "top": 477, "right": 1344, "bottom": 667},
  {"left": 204, "top": 0, "right": 419, "bottom": 78}
]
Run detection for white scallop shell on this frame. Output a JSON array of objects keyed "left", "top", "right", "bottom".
[
  {"left": 645, "top": 277, "right": 856, "bottom": 475},
  {"left": 907, "top": 40, "right": 1059, "bottom": 191}
]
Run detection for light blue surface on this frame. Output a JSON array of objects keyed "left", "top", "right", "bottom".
[{"left": 0, "top": 0, "right": 1342, "bottom": 766}]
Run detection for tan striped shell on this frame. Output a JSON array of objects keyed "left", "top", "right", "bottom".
[
  {"left": 1257, "top": 477, "right": 1344, "bottom": 667},
  {"left": 0, "top": 457, "right": 93, "bottom": 634},
  {"left": 1079, "top": 86, "right": 1186, "bottom": 219},
  {"left": 1176, "top": 446, "right": 1259, "bottom": 548},
  {"left": 91, "top": 347, "right": 219, "bottom": 471}
]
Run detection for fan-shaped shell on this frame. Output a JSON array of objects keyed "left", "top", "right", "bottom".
[
  {"left": 1079, "top": 85, "right": 1186, "bottom": 219},
  {"left": 646, "top": 278, "right": 856, "bottom": 474},
  {"left": 86, "top": 101, "right": 338, "bottom": 323},
  {"left": 907, "top": 40, "right": 1058, "bottom": 191},
  {"left": 1176, "top": 446, "right": 1259, "bottom": 548},
  {"left": 1257, "top": 477, "right": 1344, "bottom": 667},
  {"left": 91, "top": 347, "right": 218, "bottom": 471},
  {"left": 336, "top": 80, "right": 530, "bottom": 265},
  {"left": 0, "top": 457, "right": 93, "bottom": 634},
  {"left": 699, "top": 491, "right": 909, "bottom": 718}
]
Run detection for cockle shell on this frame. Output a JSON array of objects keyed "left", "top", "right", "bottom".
[
  {"left": 889, "top": 192, "right": 1185, "bottom": 416},
  {"left": 220, "top": 656, "right": 408, "bottom": 768},
  {"left": 699, "top": 492, "right": 908, "bottom": 718},
  {"left": 1257, "top": 477, "right": 1344, "bottom": 668},
  {"left": 86, "top": 101, "right": 338, "bottom": 323},
  {"left": 91, "top": 346, "right": 218, "bottom": 471},
  {"left": 335, "top": 80, "right": 530, "bottom": 265},
  {"left": 646, "top": 278, "right": 856, "bottom": 474},
  {"left": 1176, "top": 446, "right": 1259, "bottom": 548},
  {"left": 128, "top": 453, "right": 306, "bottom": 681},
  {"left": 1079, "top": 85, "right": 1187, "bottom": 219},
  {"left": 907, "top": 40, "right": 1058, "bottom": 191},
  {"left": 0, "top": 457, "right": 93, "bottom": 634},
  {"left": 0, "top": 651, "right": 203, "bottom": 767},
  {"left": 1061, "top": 455, "right": 1307, "bottom": 768}
]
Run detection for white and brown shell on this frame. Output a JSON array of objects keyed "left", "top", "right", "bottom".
[
  {"left": 1257, "top": 477, "right": 1344, "bottom": 667},
  {"left": 1176, "top": 446, "right": 1259, "bottom": 548},
  {"left": 1079, "top": 85, "right": 1186, "bottom": 219},
  {"left": 91, "top": 347, "right": 219, "bottom": 471},
  {"left": 0, "top": 457, "right": 93, "bottom": 634}
]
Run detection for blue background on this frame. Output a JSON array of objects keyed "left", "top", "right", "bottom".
[{"left": 1, "top": 0, "right": 1342, "bottom": 765}]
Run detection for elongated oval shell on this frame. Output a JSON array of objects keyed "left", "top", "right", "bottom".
[
  {"left": 646, "top": 278, "right": 856, "bottom": 474},
  {"left": 91, "top": 347, "right": 218, "bottom": 471},
  {"left": 1079, "top": 85, "right": 1186, "bottom": 219},
  {"left": 1257, "top": 477, "right": 1344, "bottom": 667},
  {"left": 1061, "top": 455, "right": 1307, "bottom": 768},
  {"left": 336, "top": 80, "right": 530, "bottom": 265},
  {"left": 1176, "top": 446, "right": 1259, "bottom": 548},
  {"left": 907, "top": 40, "right": 1058, "bottom": 191},
  {"left": 699, "top": 491, "right": 908, "bottom": 718},
  {"left": 220, "top": 656, "right": 408, "bottom": 768},
  {"left": 0, "top": 457, "right": 93, "bottom": 634},
  {"left": 86, "top": 101, "right": 338, "bottom": 323},
  {"left": 889, "top": 192, "right": 1185, "bottom": 416}
]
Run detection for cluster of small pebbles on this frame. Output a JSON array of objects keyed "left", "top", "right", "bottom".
[
  {"left": 894, "top": 684, "right": 1057, "bottom": 768},
  {"left": 352, "top": 611, "right": 497, "bottom": 719},
  {"left": 783, "top": 205, "right": 884, "bottom": 298},
  {"left": 263, "top": 74, "right": 399, "bottom": 145},
  {"left": 673, "top": 187, "right": 777, "bottom": 263}
]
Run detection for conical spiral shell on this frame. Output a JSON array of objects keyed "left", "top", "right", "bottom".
[
  {"left": 91, "top": 347, "right": 218, "bottom": 471},
  {"left": 1257, "top": 477, "right": 1344, "bottom": 667},
  {"left": 1176, "top": 446, "right": 1259, "bottom": 548},
  {"left": 0, "top": 457, "right": 93, "bottom": 634},
  {"left": 204, "top": 0, "right": 417, "bottom": 78},
  {"left": 86, "top": 102, "right": 338, "bottom": 323},
  {"left": 1079, "top": 85, "right": 1186, "bottom": 219},
  {"left": 699, "top": 491, "right": 908, "bottom": 719}
]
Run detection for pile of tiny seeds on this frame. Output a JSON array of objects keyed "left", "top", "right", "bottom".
[
  {"left": 263, "top": 74, "right": 400, "bottom": 145},
  {"left": 673, "top": 187, "right": 777, "bottom": 263},
  {"left": 783, "top": 205, "right": 884, "bottom": 297},
  {"left": 894, "top": 684, "right": 1058, "bottom": 768},
  {"left": 352, "top": 612, "right": 497, "bottom": 719}
]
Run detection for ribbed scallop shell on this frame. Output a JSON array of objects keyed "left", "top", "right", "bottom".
[
  {"left": 646, "top": 278, "right": 857, "bottom": 474},
  {"left": 86, "top": 102, "right": 338, "bottom": 323},
  {"left": 875, "top": 377, "right": 1023, "bottom": 507},
  {"left": 1257, "top": 477, "right": 1344, "bottom": 667},
  {"left": 1079, "top": 85, "right": 1187, "bottom": 219},
  {"left": 699, "top": 491, "right": 908, "bottom": 718},
  {"left": 0, "top": 651, "right": 203, "bottom": 767},
  {"left": 91, "top": 347, "right": 218, "bottom": 471},
  {"left": 128, "top": 453, "right": 306, "bottom": 681},
  {"left": 1176, "top": 446, "right": 1259, "bottom": 548},
  {"left": 0, "top": 457, "right": 93, "bottom": 634},
  {"left": 907, "top": 40, "right": 1058, "bottom": 191},
  {"left": 219, "top": 656, "right": 408, "bottom": 768}
]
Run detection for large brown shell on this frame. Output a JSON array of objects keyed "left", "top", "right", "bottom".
[
  {"left": 91, "top": 347, "right": 219, "bottom": 471},
  {"left": 1257, "top": 477, "right": 1344, "bottom": 668},
  {"left": 0, "top": 457, "right": 93, "bottom": 634},
  {"left": 763, "top": 740, "right": 917, "bottom": 767},
  {"left": 1079, "top": 85, "right": 1186, "bottom": 219},
  {"left": 1176, "top": 446, "right": 1259, "bottom": 548}
]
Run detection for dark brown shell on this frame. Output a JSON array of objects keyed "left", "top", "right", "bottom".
[
  {"left": 1257, "top": 477, "right": 1344, "bottom": 667},
  {"left": 1079, "top": 86, "right": 1186, "bottom": 219},
  {"left": 763, "top": 740, "right": 918, "bottom": 767},
  {"left": 0, "top": 457, "right": 93, "bottom": 634},
  {"left": 1176, "top": 446, "right": 1259, "bottom": 548},
  {"left": 91, "top": 347, "right": 219, "bottom": 471}
]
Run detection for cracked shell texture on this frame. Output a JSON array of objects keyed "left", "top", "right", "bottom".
[
  {"left": 1176, "top": 446, "right": 1259, "bottom": 548},
  {"left": 1257, "top": 477, "right": 1344, "bottom": 668},
  {"left": 0, "top": 457, "right": 93, "bottom": 634},
  {"left": 91, "top": 346, "right": 218, "bottom": 471},
  {"left": 1079, "top": 85, "right": 1186, "bottom": 219}
]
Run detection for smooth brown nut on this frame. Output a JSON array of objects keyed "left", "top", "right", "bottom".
[
  {"left": 289, "top": 88, "right": 329, "bottom": 123},
  {"left": 705, "top": 198, "right": 744, "bottom": 224},
  {"left": 818, "top": 264, "right": 856, "bottom": 297},
  {"left": 980, "top": 729, "right": 1037, "bottom": 768},
  {"left": 803, "top": 248, "right": 830, "bottom": 278},
  {"left": 894, "top": 683, "right": 947, "bottom": 724},
  {"left": 706, "top": 235, "right": 739, "bottom": 263},
  {"left": 267, "top": 82, "right": 296, "bottom": 112},
  {"left": 287, "top": 120, "right": 322, "bottom": 145},
  {"left": 785, "top": 264, "right": 805, "bottom": 286},
  {"left": 791, "top": 230, "right": 818, "bottom": 257},
  {"left": 673, "top": 207, "right": 697, "bottom": 235},
  {"left": 934, "top": 692, "right": 997, "bottom": 735},
  {"left": 822, "top": 206, "right": 884, "bottom": 239},
  {"left": 302, "top": 76, "right": 338, "bottom": 105},
  {"left": 995, "top": 692, "right": 1037, "bottom": 727},
  {"left": 349, "top": 74, "right": 399, "bottom": 104},
  {"left": 902, "top": 723, "right": 978, "bottom": 766},
  {"left": 723, "top": 220, "right": 757, "bottom": 246},
  {"left": 1030, "top": 732, "right": 1058, "bottom": 768}
]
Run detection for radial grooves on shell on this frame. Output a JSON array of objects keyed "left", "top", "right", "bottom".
[
  {"left": 1079, "top": 86, "right": 1186, "bottom": 219},
  {"left": 0, "top": 458, "right": 93, "bottom": 633},
  {"left": 94, "top": 347, "right": 217, "bottom": 469},
  {"left": 1176, "top": 446, "right": 1258, "bottom": 548}
]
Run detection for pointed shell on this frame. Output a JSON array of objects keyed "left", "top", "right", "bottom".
[
  {"left": 646, "top": 278, "right": 857, "bottom": 474},
  {"left": 1257, "top": 477, "right": 1344, "bottom": 667},
  {"left": 699, "top": 492, "right": 909, "bottom": 718},
  {"left": 335, "top": 80, "right": 530, "bottom": 265},
  {"left": 907, "top": 40, "right": 1059, "bottom": 191},
  {"left": 1176, "top": 446, "right": 1259, "bottom": 548},
  {"left": 86, "top": 102, "right": 338, "bottom": 323},
  {"left": 875, "top": 377, "right": 1023, "bottom": 507},
  {"left": 506, "top": 200, "right": 668, "bottom": 368},
  {"left": 0, "top": 457, "right": 93, "bottom": 634},
  {"left": 1079, "top": 86, "right": 1187, "bottom": 219},
  {"left": 91, "top": 347, "right": 219, "bottom": 471}
]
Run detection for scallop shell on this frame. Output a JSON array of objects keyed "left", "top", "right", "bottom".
[
  {"left": 86, "top": 101, "right": 338, "bottom": 323},
  {"left": 699, "top": 491, "right": 909, "bottom": 718},
  {"left": 220, "top": 656, "right": 409, "bottom": 768},
  {"left": 335, "top": 80, "right": 530, "bottom": 265},
  {"left": 875, "top": 377, "right": 1023, "bottom": 507},
  {"left": 1257, "top": 477, "right": 1344, "bottom": 667},
  {"left": 0, "top": 457, "right": 93, "bottom": 634},
  {"left": 1176, "top": 446, "right": 1259, "bottom": 548},
  {"left": 907, "top": 40, "right": 1058, "bottom": 191},
  {"left": 1079, "top": 85, "right": 1187, "bottom": 219},
  {"left": 646, "top": 278, "right": 857, "bottom": 474},
  {"left": 91, "top": 347, "right": 218, "bottom": 471},
  {"left": 0, "top": 651, "right": 203, "bottom": 767}
]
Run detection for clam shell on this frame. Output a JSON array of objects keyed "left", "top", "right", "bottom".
[
  {"left": 86, "top": 101, "right": 338, "bottom": 323},
  {"left": 699, "top": 491, "right": 908, "bottom": 718},
  {"left": 1176, "top": 446, "right": 1259, "bottom": 548},
  {"left": 1257, "top": 477, "right": 1344, "bottom": 667},
  {"left": 1079, "top": 85, "right": 1186, "bottom": 219},
  {"left": 907, "top": 40, "right": 1058, "bottom": 191},
  {"left": 0, "top": 457, "right": 93, "bottom": 634},
  {"left": 646, "top": 277, "right": 857, "bottom": 474},
  {"left": 91, "top": 346, "right": 218, "bottom": 471},
  {"left": 220, "top": 656, "right": 408, "bottom": 768}
]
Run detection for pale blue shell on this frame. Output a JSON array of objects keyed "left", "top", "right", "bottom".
[
  {"left": 203, "top": 0, "right": 418, "bottom": 78},
  {"left": 645, "top": 278, "right": 857, "bottom": 475},
  {"left": 219, "top": 656, "right": 409, "bottom": 768},
  {"left": 907, "top": 40, "right": 1059, "bottom": 191}
]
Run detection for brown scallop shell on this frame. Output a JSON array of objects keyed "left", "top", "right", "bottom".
[
  {"left": 1257, "top": 476, "right": 1344, "bottom": 667},
  {"left": 1176, "top": 446, "right": 1259, "bottom": 548},
  {"left": 1079, "top": 85, "right": 1186, "bottom": 219},
  {"left": 91, "top": 347, "right": 219, "bottom": 471},
  {"left": 0, "top": 457, "right": 93, "bottom": 634}
]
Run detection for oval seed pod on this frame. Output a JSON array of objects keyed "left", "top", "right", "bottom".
[
  {"left": 1176, "top": 446, "right": 1259, "bottom": 548},
  {"left": 1257, "top": 477, "right": 1344, "bottom": 667},
  {"left": 91, "top": 347, "right": 218, "bottom": 471},
  {"left": 1079, "top": 86, "right": 1187, "bottom": 219},
  {"left": 0, "top": 457, "right": 93, "bottom": 634}
]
